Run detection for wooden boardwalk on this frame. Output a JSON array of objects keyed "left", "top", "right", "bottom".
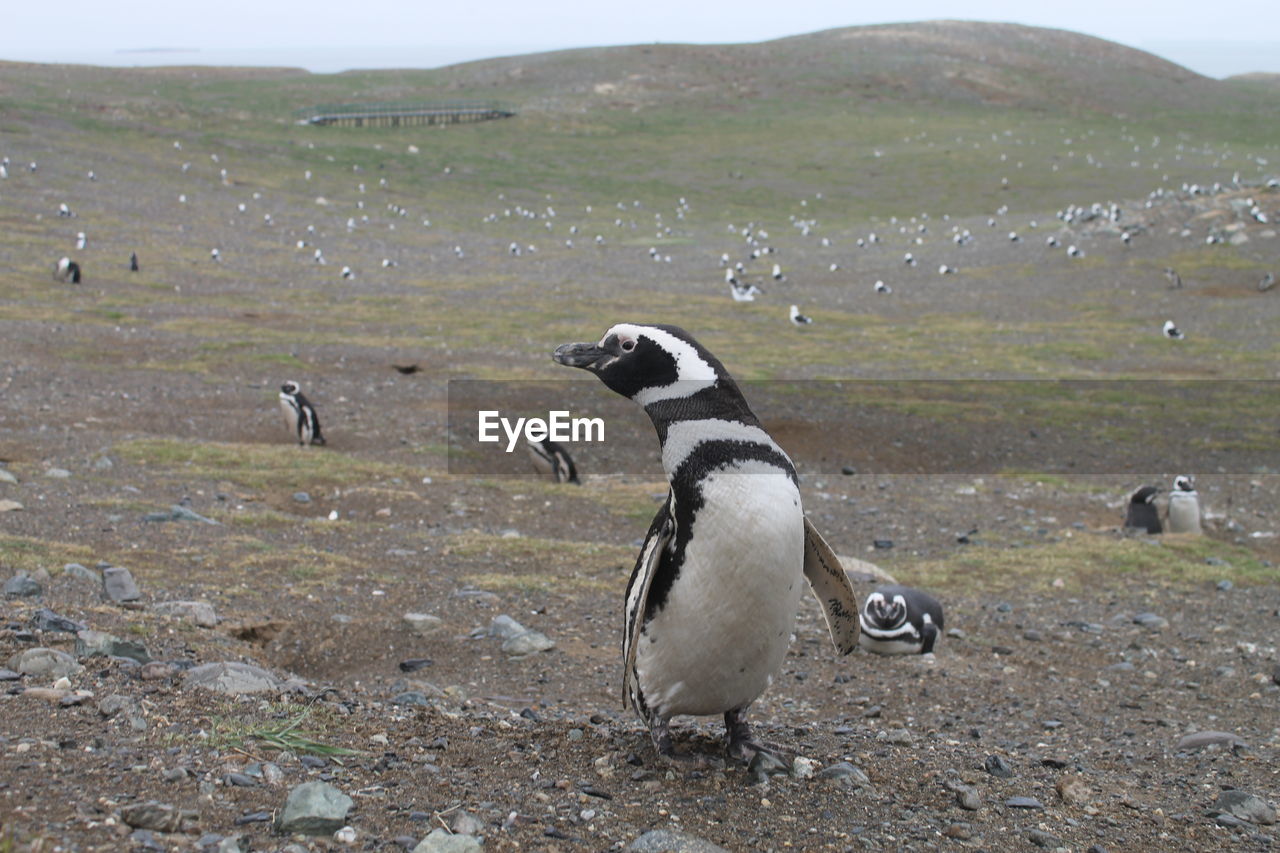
[{"left": 298, "top": 101, "right": 516, "bottom": 128}]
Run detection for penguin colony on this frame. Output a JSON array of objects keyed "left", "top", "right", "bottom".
[
  {"left": 553, "top": 323, "right": 861, "bottom": 759},
  {"left": 278, "top": 380, "right": 326, "bottom": 447}
]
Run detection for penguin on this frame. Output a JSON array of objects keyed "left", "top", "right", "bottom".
[
  {"left": 1123, "top": 485, "right": 1162, "bottom": 534},
  {"left": 858, "top": 585, "right": 944, "bottom": 655},
  {"left": 1259, "top": 272, "right": 1276, "bottom": 293},
  {"left": 279, "top": 381, "right": 326, "bottom": 446},
  {"left": 789, "top": 304, "right": 812, "bottom": 326},
  {"left": 526, "top": 438, "right": 580, "bottom": 484},
  {"left": 1164, "top": 267, "right": 1183, "bottom": 289},
  {"left": 1166, "top": 475, "right": 1202, "bottom": 534},
  {"left": 1163, "top": 320, "right": 1184, "bottom": 340},
  {"left": 874, "top": 280, "right": 891, "bottom": 294},
  {"left": 552, "top": 323, "right": 860, "bottom": 761},
  {"left": 730, "top": 280, "right": 762, "bottom": 302},
  {"left": 129, "top": 252, "right": 139, "bottom": 272},
  {"left": 53, "top": 257, "right": 81, "bottom": 284}
]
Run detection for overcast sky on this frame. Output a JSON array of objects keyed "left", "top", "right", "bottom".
[{"left": 3, "top": 1, "right": 1278, "bottom": 77}]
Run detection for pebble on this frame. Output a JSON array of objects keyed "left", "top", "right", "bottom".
[
  {"left": 0, "top": 668, "right": 20, "bottom": 681},
  {"left": 943, "top": 822, "right": 973, "bottom": 840},
  {"left": 1133, "top": 612, "right": 1169, "bottom": 631},
  {"left": 119, "top": 801, "right": 199, "bottom": 833},
  {"left": 878, "top": 728, "right": 914, "bottom": 746},
  {"left": 0, "top": 467, "right": 17, "bottom": 484},
  {"left": 0, "top": 499, "right": 24, "bottom": 513},
  {"left": 75, "top": 629, "right": 152, "bottom": 663},
  {"left": 404, "top": 613, "right": 444, "bottom": 636},
  {"left": 63, "top": 563, "right": 101, "bottom": 584},
  {"left": 984, "top": 754, "right": 1014, "bottom": 778},
  {"left": 152, "top": 600, "right": 218, "bottom": 628},
  {"left": 625, "top": 829, "right": 730, "bottom": 852},
  {"left": 102, "top": 566, "right": 141, "bottom": 602},
  {"left": 398, "top": 658, "right": 433, "bottom": 672},
  {"left": 412, "top": 828, "right": 485, "bottom": 853},
  {"left": 816, "top": 762, "right": 870, "bottom": 786},
  {"left": 392, "top": 691, "right": 433, "bottom": 707},
  {"left": 1210, "top": 790, "right": 1276, "bottom": 825},
  {"left": 4, "top": 574, "right": 43, "bottom": 598},
  {"left": 1176, "top": 730, "right": 1248, "bottom": 752},
  {"left": 1217, "top": 579, "right": 1234, "bottom": 591},
  {"left": 293, "top": 491, "right": 312, "bottom": 503},
  {"left": 790, "top": 756, "right": 816, "bottom": 779},
  {"left": 31, "top": 608, "right": 85, "bottom": 633},
  {"left": 451, "top": 811, "right": 485, "bottom": 836},
  {"left": 502, "top": 630, "right": 555, "bottom": 656},
  {"left": 952, "top": 785, "right": 982, "bottom": 811},
  {"left": 1056, "top": 774, "right": 1091, "bottom": 804},
  {"left": 44, "top": 467, "right": 71, "bottom": 479},
  {"left": 184, "top": 661, "right": 284, "bottom": 695},
  {"left": 333, "top": 825, "right": 357, "bottom": 844},
  {"left": 1005, "top": 796, "right": 1044, "bottom": 809},
  {"left": 278, "top": 781, "right": 353, "bottom": 835}
]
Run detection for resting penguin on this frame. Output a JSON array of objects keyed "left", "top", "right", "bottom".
[
  {"left": 527, "top": 437, "right": 580, "bottom": 484},
  {"left": 1166, "top": 475, "right": 1202, "bottom": 534},
  {"left": 279, "top": 380, "right": 326, "bottom": 446},
  {"left": 552, "top": 323, "right": 860, "bottom": 761},
  {"left": 858, "top": 585, "right": 944, "bottom": 655},
  {"left": 1123, "top": 485, "right": 1163, "bottom": 534}
]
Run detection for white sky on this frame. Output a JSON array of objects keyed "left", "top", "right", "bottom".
[{"left": 3, "top": 1, "right": 1278, "bottom": 77}]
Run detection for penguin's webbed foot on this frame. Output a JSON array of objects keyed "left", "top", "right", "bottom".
[{"left": 724, "top": 708, "right": 795, "bottom": 766}]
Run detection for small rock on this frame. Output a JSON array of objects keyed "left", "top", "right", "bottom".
[
  {"left": 398, "top": 658, "right": 433, "bottom": 672},
  {"left": 984, "top": 755, "right": 1014, "bottom": 778},
  {"left": 878, "top": 728, "right": 913, "bottom": 746},
  {"left": 943, "top": 823, "right": 973, "bottom": 840},
  {"left": 4, "top": 574, "right": 42, "bottom": 598},
  {"left": 0, "top": 467, "right": 18, "bottom": 484},
  {"left": 31, "top": 608, "right": 86, "bottom": 633},
  {"left": 119, "top": 801, "right": 199, "bottom": 833},
  {"left": 624, "top": 829, "right": 730, "bottom": 852},
  {"left": 141, "top": 661, "right": 179, "bottom": 680},
  {"left": 8, "top": 647, "right": 83, "bottom": 679},
  {"left": 502, "top": 630, "right": 555, "bottom": 656},
  {"left": 0, "top": 499, "right": 24, "bottom": 513},
  {"left": 816, "top": 762, "right": 870, "bottom": 786},
  {"left": 75, "top": 629, "right": 151, "bottom": 663},
  {"left": 488, "top": 614, "right": 528, "bottom": 640},
  {"left": 392, "top": 691, "right": 432, "bottom": 707},
  {"left": 184, "top": 661, "right": 284, "bottom": 695},
  {"left": 1210, "top": 790, "right": 1276, "bottom": 825},
  {"left": 1133, "top": 612, "right": 1169, "bottom": 631},
  {"left": 952, "top": 785, "right": 982, "bottom": 811},
  {"left": 1217, "top": 579, "right": 1234, "bottom": 591},
  {"left": 1028, "top": 829, "right": 1062, "bottom": 848},
  {"left": 292, "top": 492, "right": 312, "bottom": 503},
  {"left": 790, "top": 756, "right": 816, "bottom": 779},
  {"left": 872, "top": 539, "right": 894, "bottom": 549},
  {"left": 1005, "top": 796, "right": 1044, "bottom": 810},
  {"left": 44, "top": 467, "right": 72, "bottom": 479},
  {"left": 152, "top": 600, "right": 218, "bottom": 628},
  {"left": 334, "top": 825, "right": 357, "bottom": 844},
  {"left": 0, "top": 669, "right": 20, "bottom": 681},
  {"left": 404, "top": 613, "right": 444, "bottom": 636},
  {"left": 450, "top": 811, "right": 485, "bottom": 836},
  {"left": 412, "top": 828, "right": 485, "bottom": 853},
  {"left": 1022, "top": 629, "right": 1043, "bottom": 642},
  {"left": 1176, "top": 731, "right": 1248, "bottom": 752},
  {"left": 278, "top": 781, "right": 353, "bottom": 836},
  {"left": 102, "top": 566, "right": 141, "bottom": 602}
]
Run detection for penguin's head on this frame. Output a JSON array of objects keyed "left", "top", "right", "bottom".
[
  {"left": 1130, "top": 485, "right": 1159, "bottom": 505},
  {"left": 281, "top": 380, "right": 300, "bottom": 396},
  {"left": 1173, "top": 475, "right": 1194, "bottom": 493},
  {"left": 862, "top": 591, "right": 908, "bottom": 631},
  {"left": 553, "top": 323, "right": 730, "bottom": 406}
]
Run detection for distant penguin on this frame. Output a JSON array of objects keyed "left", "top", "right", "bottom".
[
  {"left": 129, "top": 252, "right": 139, "bottom": 272},
  {"left": 1164, "top": 267, "right": 1183, "bottom": 289},
  {"left": 1123, "top": 485, "right": 1162, "bottom": 534},
  {"left": 1162, "top": 320, "right": 1184, "bottom": 340},
  {"left": 1166, "top": 475, "right": 1202, "bottom": 534},
  {"left": 526, "top": 438, "right": 580, "bottom": 484},
  {"left": 279, "top": 380, "right": 325, "bottom": 446},
  {"left": 858, "top": 585, "right": 944, "bottom": 655},
  {"left": 789, "top": 304, "right": 813, "bottom": 326},
  {"left": 1259, "top": 272, "right": 1276, "bottom": 293},
  {"left": 53, "top": 257, "right": 81, "bottom": 284}
]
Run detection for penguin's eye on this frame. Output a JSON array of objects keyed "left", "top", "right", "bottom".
[{"left": 621, "top": 339, "right": 636, "bottom": 352}]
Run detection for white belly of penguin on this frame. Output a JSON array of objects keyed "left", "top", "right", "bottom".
[{"left": 635, "top": 462, "right": 804, "bottom": 719}]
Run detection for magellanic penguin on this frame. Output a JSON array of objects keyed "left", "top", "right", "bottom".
[
  {"left": 1166, "top": 475, "right": 1202, "bottom": 534},
  {"left": 858, "top": 585, "right": 944, "bottom": 655},
  {"left": 527, "top": 437, "right": 580, "bottom": 484},
  {"left": 552, "top": 323, "right": 860, "bottom": 761},
  {"left": 1123, "top": 485, "right": 1163, "bottom": 534},
  {"left": 279, "top": 380, "right": 326, "bottom": 446}
]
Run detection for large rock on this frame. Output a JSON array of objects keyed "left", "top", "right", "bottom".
[
  {"left": 184, "top": 662, "right": 283, "bottom": 695},
  {"left": 1211, "top": 790, "right": 1277, "bottom": 825},
  {"left": 4, "top": 574, "right": 43, "bottom": 598},
  {"left": 8, "top": 647, "right": 83, "bottom": 679},
  {"left": 153, "top": 600, "right": 218, "bottom": 628},
  {"left": 413, "top": 829, "right": 484, "bottom": 853},
  {"left": 102, "top": 566, "right": 141, "bottom": 602},
  {"left": 277, "top": 781, "right": 353, "bottom": 835},
  {"left": 404, "top": 613, "right": 444, "bottom": 637}
]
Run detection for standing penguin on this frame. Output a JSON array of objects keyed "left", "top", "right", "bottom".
[
  {"left": 1166, "top": 475, "right": 1202, "bottom": 534},
  {"left": 129, "top": 252, "right": 139, "bottom": 272},
  {"left": 858, "top": 585, "right": 944, "bottom": 655},
  {"left": 279, "top": 380, "right": 326, "bottom": 446},
  {"left": 552, "top": 323, "right": 860, "bottom": 760},
  {"left": 1123, "top": 485, "right": 1163, "bottom": 534},
  {"left": 527, "top": 437, "right": 580, "bottom": 484}
]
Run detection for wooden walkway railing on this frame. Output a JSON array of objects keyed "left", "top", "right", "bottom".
[{"left": 297, "top": 101, "right": 516, "bottom": 128}]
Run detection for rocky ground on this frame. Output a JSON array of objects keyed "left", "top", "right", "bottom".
[{"left": 2, "top": 64, "right": 1280, "bottom": 852}]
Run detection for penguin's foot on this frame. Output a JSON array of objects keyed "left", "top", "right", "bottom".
[{"left": 724, "top": 709, "right": 795, "bottom": 766}]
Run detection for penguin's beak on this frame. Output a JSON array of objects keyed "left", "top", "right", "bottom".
[{"left": 553, "top": 341, "right": 608, "bottom": 370}]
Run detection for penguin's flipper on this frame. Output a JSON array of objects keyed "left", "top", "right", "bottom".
[
  {"left": 919, "top": 621, "right": 939, "bottom": 655},
  {"left": 622, "top": 492, "right": 676, "bottom": 712},
  {"left": 802, "top": 516, "right": 861, "bottom": 655}
]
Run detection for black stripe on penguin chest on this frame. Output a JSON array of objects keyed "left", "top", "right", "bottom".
[{"left": 642, "top": 440, "right": 799, "bottom": 623}]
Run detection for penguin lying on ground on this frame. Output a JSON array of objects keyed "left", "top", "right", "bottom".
[
  {"left": 1166, "top": 475, "right": 1202, "bottom": 534},
  {"left": 279, "top": 380, "right": 325, "bottom": 446},
  {"left": 553, "top": 323, "right": 860, "bottom": 761},
  {"left": 1123, "top": 485, "right": 1162, "bottom": 534},
  {"left": 858, "top": 585, "right": 944, "bottom": 655},
  {"left": 527, "top": 438, "right": 580, "bottom": 484}
]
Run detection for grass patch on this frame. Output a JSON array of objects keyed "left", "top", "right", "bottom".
[
  {"left": 205, "top": 701, "right": 362, "bottom": 757},
  {"left": 0, "top": 536, "right": 95, "bottom": 575}
]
